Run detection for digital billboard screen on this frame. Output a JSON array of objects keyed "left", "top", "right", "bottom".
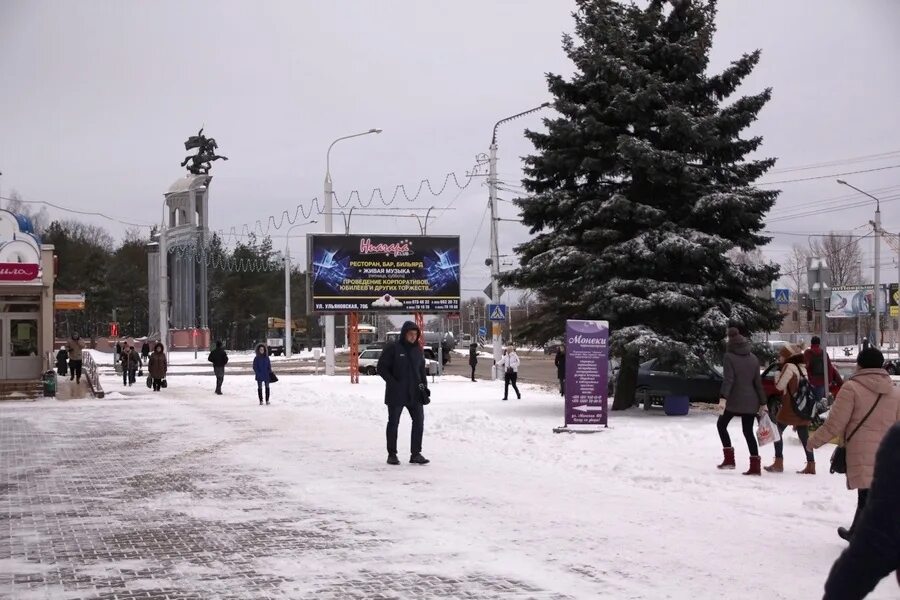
[{"left": 308, "top": 234, "right": 461, "bottom": 313}]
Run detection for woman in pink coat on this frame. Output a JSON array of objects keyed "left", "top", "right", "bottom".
[{"left": 808, "top": 347, "right": 900, "bottom": 541}]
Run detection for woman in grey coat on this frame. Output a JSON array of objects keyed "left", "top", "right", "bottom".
[{"left": 716, "top": 325, "right": 767, "bottom": 475}]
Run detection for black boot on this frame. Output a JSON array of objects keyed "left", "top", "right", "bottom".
[
  {"left": 410, "top": 454, "right": 430, "bottom": 465},
  {"left": 387, "top": 454, "right": 400, "bottom": 465}
]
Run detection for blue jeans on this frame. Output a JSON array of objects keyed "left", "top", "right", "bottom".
[{"left": 257, "top": 381, "right": 270, "bottom": 402}]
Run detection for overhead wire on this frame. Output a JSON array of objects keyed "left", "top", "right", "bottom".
[{"left": 0, "top": 194, "right": 153, "bottom": 228}]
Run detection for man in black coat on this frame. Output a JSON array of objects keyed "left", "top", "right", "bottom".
[
  {"left": 377, "top": 321, "right": 430, "bottom": 466},
  {"left": 823, "top": 422, "right": 900, "bottom": 599},
  {"left": 207, "top": 341, "right": 229, "bottom": 395},
  {"left": 555, "top": 346, "right": 567, "bottom": 396}
]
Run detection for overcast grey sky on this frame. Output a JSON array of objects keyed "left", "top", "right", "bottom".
[{"left": 2, "top": 1, "right": 899, "bottom": 296}]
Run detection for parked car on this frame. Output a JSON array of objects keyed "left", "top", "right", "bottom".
[
  {"left": 634, "top": 358, "right": 723, "bottom": 409},
  {"left": 544, "top": 340, "right": 564, "bottom": 355},
  {"left": 357, "top": 348, "right": 438, "bottom": 376}
]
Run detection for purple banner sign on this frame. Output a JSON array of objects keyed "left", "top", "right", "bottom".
[{"left": 564, "top": 320, "right": 609, "bottom": 427}]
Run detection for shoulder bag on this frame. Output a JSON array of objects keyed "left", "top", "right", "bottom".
[{"left": 830, "top": 393, "right": 883, "bottom": 474}]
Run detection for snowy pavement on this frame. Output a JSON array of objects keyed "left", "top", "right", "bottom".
[{"left": 2, "top": 366, "right": 897, "bottom": 599}]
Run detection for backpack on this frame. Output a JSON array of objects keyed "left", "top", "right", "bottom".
[
  {"left": 792, "top": 369, "right": 819, "bottom": 420},
  {"left": 808, "top": 351, "right": 825, "bottom": 378}
]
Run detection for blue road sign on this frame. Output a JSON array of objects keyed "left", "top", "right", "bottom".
[
  {"left": 488, "top": 304, "right": 507, "bottom": 322},
  {"left": 774, "top": 289, "right": 790, "bottom": 305},
  {"left": 478, "top": 326, "right": 487, "bottom": 337}
]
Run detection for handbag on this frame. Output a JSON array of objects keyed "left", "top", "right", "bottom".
[
  {"left": 269, "top": 371, "right": 279, "bottom": 383},
  {"left": 146, "top": 375, "right": 153, "bottom": 389},
  {"left": 160, "top": 379, "right": 168, "bottom": 389},
  {"left": 830, "top": 393, "right": 883, "bottom": 475}
]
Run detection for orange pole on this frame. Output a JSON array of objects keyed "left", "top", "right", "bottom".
[{"left": 349, "top": 312, "right": 360, "bottom": 384}]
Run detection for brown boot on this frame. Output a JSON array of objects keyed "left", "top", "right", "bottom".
[
  {"left": 717, "top": 447, "right": 736, "bottom": 470},
  {"left": 743, "top": 456, "right": 762, "bottom": 476},
  {"left": 764, "top": 458, "right": 784, "bottom": 473},
  {"left": 797, "top": 461, "right": 816, "bottom": 475}
]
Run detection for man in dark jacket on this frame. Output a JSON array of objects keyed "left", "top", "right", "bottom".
[
  {"left": 823, "top": 422, "right": 900, "bottom": 599},
  {"left": 468, "top": 343, "right": 478, "bottom": 382},
  {"left": 555, "top": 346, "right": 567, "bottom": 396},
  {"left": 208, "top": 341, "right": 229, "bottom": 395},
  {"left": 377, "top": 321, "right": 430, "bottom": 466},
  {"left": 803, "top": 336, "right": 842, "bottom": 401}
]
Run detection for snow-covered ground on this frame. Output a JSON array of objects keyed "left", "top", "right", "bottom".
[{"left": 66, "top": 357, "right": 896, "bottom": 599}]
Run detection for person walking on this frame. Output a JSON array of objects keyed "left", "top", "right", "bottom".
[
  {"left": 716, "top": 325, "right": 766, "bottom": 475},
  {"left": 822, "top": 422, "right": 900, "bottom": 599},
  {"left": 468, "top": 343, "right": 478, "bottom": 382},
  {"left": 498, "top": 346, "right": 522, "bottom": 401},
  {"left": 141, "top": 340, "right": 151, "bottom": 361},
  {"left": 377, "top": 321, "right": 430, "bottom": 465},
  {"left": 808, "top": 347, "right": 900, "bottom": 541},
  {"left": 120, "top": 345, "right": 137, "bottom": 386},
  {"left": 148, "top": 343, "right": 167, "bottom": 392},
  {"left": 55, "top": 345, "right": 69, "bottom": 377},
  {"left": 765, "top": 345, "right": 816, "bottom": 474},
  {"left": 252, "top": 344, "right": 272, "bottom": 405},
  {"left": 208, "top": 341, "right": 229, "bottom": 395},
  {"left": 555, "top": 345, "right": 567, "bottom": 397},
  {"left": 804, "top": 335, "right": 842, "bottom": 401},
  {"left": 67, "top": 333, "right": 85, "bottom": 384},
  {"left": 127, "top": 346, "right": 141, "bottom": 386},
  {"left": 114, "top": 340, "right": 123, "bottom": 364}
]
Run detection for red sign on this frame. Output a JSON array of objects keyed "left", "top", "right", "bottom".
[
  {"left": 0, "top": 263, "right": 39, "bottom": 281},
  {"left": 110, "top": 322, "right": 119, "bottom": 338}
]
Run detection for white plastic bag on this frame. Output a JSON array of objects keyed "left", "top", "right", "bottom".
[{"left": 756, "top": 413, "right": 781, "bottom": 447}]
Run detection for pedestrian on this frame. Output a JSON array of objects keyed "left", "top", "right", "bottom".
[
  {"left": 765, "top": 345, "right": 816, "bottom": 474},
  {"left": 119, "top": 344, "right": 137, "bottom": 386},
  {"left": 716, "top": 324, "right": 766, "bottom": 475},
  {"left": 468, "top": 342, "right": 478, "bottom": 382},
  {"left": 148, "top": 342, "right": 167, "bottom": 392},
  {"left": 822, "top": 422, "right": 900, "bottom": 599},
  {"left": 252, "top": 343, "right": 272, "bottom": 406},
  {"left": 807, "top": 346, "right": 900, "bottom": 541},
  {"left": 67, "top": 333, "right": 85, "bottom": 384},
  {"left": 208, "top": 340, "right": 229, "bottom": 395},
  {"left": 377, "top": 320, "right": 430, "bottom": 465},
  {"left": 115, "top": 339, "right": 123, "bottom": 363},
  {"left": 55, "top": 345, "right": 69, "bottom": 377},
  {"left": 498, "top": 346, "right": 522, "bottom": 401},
  {"left": 128, "top": 346, "right": 141, "bottom": 386},
  {"left": 555, "top": 345, "right": 567, "bottom": 397},
  {"left": 141, "top": 340, "right": 151, "bottom": 361},
  {"left": 803, "top": 335, "right": 842, "bottom": 401}
]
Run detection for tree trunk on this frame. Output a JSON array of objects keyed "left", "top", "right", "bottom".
[{"left": 612, "top": 350, "right": 640, "bottom": 411}]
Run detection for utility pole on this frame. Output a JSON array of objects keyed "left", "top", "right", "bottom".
[
  {"left": 284, "top": 250, "right": 291, "bottom": 359},
  {"left": 838, "top": 179, "right": 882, "bottom": 346},
  {"left": 489, "top": 102, "right": 549, "bottom": 378}
]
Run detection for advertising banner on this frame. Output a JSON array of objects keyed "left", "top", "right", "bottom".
[
  {"left": 827, "top": 286, "right": 886, "bottom": 319},
  {"left": 0, "top": 263, "right": 39, "bottom": 282},
  {"left": 564, "top": 320, "right": 610, "bottom": 428},
  {"left": 308, "top": 234, "right": 460, "bottom": 313},
  {"left": 890, "top": 283, "right": 898, "bottom": 318},
  {"left": 54, "top": 292, "right": 86, "bottom": 311}
]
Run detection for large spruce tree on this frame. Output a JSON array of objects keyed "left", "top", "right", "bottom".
[{"left": 503, "top": 0, "right": 782, "bottom": 410}]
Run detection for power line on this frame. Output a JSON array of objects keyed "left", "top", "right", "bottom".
[
  {"left": 756, "top": 164, "right": 900, "bottom": 186},
  {"left": 463, "top": 203, "right": 490, "bottom": 269},
  {"left": 766, "top": 150, "right": 900, "bottom": 175},
  {"left": 0, "top": 194, "right": 153, "bottom": 228}
]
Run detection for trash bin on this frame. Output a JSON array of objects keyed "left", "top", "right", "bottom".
[
  {"left": 42, "top": 370, "right": 57, "bottom": 397},
  {"left": 664, "top": 395, "right": 690, "bottom": 416}
]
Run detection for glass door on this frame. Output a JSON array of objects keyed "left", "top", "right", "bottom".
[{"left": 6, "top": 315, "right": 41, "bottom": 380}]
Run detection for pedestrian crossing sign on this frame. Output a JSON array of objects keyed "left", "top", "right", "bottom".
[
  {"left": 774, "top": 289, "right": 790, "bottom": 305},
  {"left": 488, "top": 304, "right": 507, "bottom": 322}
]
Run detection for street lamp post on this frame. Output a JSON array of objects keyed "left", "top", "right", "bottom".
[
  {"left": 488, "top": 103, "right": 550, "bottom": 378},
  {"left": 323, "top": 128, "right": 382, "bottom": 376},
  {"left": 838, "top": 179, "right": 882, "bottom": 346},
  {"left": 284, "top": 221, "right": 317, "bottom": 359}
]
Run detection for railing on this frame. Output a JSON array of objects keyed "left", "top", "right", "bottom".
[{"left": 82, "top": 352, "right": 105, "bottom": 399}]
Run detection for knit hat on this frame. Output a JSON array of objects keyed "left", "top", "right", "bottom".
[{"left": 857, "top": 347, "right": 885, "bottom": 369}]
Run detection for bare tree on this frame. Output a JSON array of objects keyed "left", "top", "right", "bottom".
[
  {"left": 808, "top": 233, "right": 863, "bottom": 286},
  {"left": 783, "top": 244, "right": 808, "bottom": 301}
]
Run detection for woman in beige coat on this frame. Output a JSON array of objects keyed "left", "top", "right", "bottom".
[{"left": 808, "top": 347, "right": 900, "bottom": 541}]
